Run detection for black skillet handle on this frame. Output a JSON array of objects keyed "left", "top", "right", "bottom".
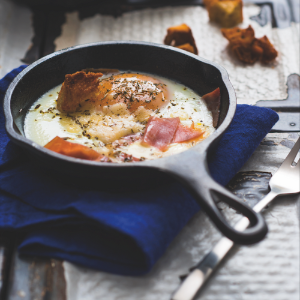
[
  {"left": 162, "top": 150, "right": 268, "bottom": 245},
  {"left": 195, "top": 176, "right": 268, "bottom": 245}
]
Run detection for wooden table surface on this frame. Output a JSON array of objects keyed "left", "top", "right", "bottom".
[{"left": 0, "top": 0, "right": 299, "bottom": 299}]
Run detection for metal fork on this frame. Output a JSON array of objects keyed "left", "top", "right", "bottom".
[{"left": 172, "top": 137, "right": 300, "bottom": 300}]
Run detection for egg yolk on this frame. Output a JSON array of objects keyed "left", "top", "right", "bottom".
[{"left": 93, "top": 73, "right": 170, "bottom": 112}]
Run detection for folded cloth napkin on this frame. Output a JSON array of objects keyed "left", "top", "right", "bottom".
[{"left": 0, "top": 66, "right": 279, "bottom": 276}]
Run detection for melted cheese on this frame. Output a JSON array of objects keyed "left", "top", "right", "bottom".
[{"left": 24, "top": 71, "right": 215, "bottom": 162}]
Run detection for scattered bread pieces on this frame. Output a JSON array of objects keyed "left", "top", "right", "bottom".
[
  {"left": 221, "top": 25, "right": 278, "bottom": 64},
  {"left": 204, "top": 0, "right": 243, "bottom": 28},
  {"left": 164, "top": 24, "right": 198, "bottom": 54},
  {"left": 176, "top": 43, "right": 197, "bottom": 54},
  {"left": 254, "top": 36, "right": 278, "bottom": 63},
  {"left": 57, "top": 71, "right": 103, "bottom": 113}
]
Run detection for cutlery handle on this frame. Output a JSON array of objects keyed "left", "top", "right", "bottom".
[{"left": 171, "top": 190, "right": 278, "bottom": 300}]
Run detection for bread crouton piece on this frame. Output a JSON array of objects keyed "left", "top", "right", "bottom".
[
  {"left": 164, "top": 24, "right": 198, "bottom": 54},
  {"left": 221, "top": 26, "right": 277, "bottom": 64},
  {"left": 205, "top": 0, "right": 243, "bottom": 28},
  {"left": 221, "top": 25, "right": 254, "bottom": 43},
  {"left": 222, "top": 25, "right": 259, "bottom": 64},
  {"left": 254, "top": 36, "right": 278, "bottom": 63},
  {"left": 176, "top": 43, "right": 197, "bottom": 54},
  {"left": 57, "top": 71, "right": 103, "bottom": 113}
]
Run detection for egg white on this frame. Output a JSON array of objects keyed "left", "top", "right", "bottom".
[{"left": 24, "top": 72, "right": 215, "bottom": 161}]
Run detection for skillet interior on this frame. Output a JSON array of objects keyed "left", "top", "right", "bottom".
[{"left": 4, "top": 41, "right": 235, "bottom": 190}]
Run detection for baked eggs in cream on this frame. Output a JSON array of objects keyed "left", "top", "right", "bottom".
[{"left": 25, "top": 71, "right": 218, "bottom": 162}]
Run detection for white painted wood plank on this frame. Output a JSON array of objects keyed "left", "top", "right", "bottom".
[
  {"left": 54, "top": 5, "right": 300, "bottom": 105},
  {"left": 0, "top": 0, "right": 33, "bottom": 78}
]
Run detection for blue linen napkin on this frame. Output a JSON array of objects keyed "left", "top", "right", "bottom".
[{"left": 0, "top": 66, "right": 279, "bottom": 276}]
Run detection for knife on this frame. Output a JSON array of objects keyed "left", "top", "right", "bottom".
[{"left": 171, "top": 192, "right": 277, "bottom": 300}]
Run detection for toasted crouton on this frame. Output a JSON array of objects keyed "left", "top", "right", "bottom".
[
  {"left": 205, "top": 0, "right": 243, "bottom": 28},
  {"left": 164, "top": 24, "right": 198, "bottom": 54},
  {"left": 221, "top": 25, "right": 278, "bottom": 64},
  {"left": 57, "top": 71, "right": 103, "bottom": 112}
]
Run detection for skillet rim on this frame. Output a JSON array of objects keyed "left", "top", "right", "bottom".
[{"left": 3, "top": 40, "right": 236, "bottom": 169}]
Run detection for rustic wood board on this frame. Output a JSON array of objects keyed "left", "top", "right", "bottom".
[
  {"left": 4, "top": 247, "right": 66, "bottom": 300},
  {"left": 0, "top": 236, "right": 13, "bottom": 300},
  {"left": 0, "top": 0, "right": 33, "bottom": 78},
  {"left": 0, "top": 1, "right": 299, "bottom": 300}
]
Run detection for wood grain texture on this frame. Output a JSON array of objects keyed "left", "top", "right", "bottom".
[
  {"left": 227, "top": 171, "right": 271, "bottom": 208},
  {"left": 0, "top": 237, "right": 14, "bottom": 300},
  {"left": 0, "top": 1, "right": 299, "bottom": 299},
  {"left": 240, "top": 133, "right": 300, "bottom": 174},
  {"left": 5, "top": 248, "right": 66, "bottom": 300},
  {"left": 0, "top": 0, "right": 33, "bottom": 77},
  {"left": 22, "top": 10, "right": 66, "bottom": 64},
  {"left": 21, "top": 9, "right": 48, "bottom": 64},
  {"left": 257, "top": 74, "right": 300, "bottom": 111},
  {"left": 256, "top": 74, "right": 300, "bottom": 132}
]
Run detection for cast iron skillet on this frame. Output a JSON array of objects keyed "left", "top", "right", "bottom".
[{"left": 4, "top": 41, "right": 268, "bottom": 245}]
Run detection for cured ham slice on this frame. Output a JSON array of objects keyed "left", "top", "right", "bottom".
[
  {"left": 44, "top": 136, "right": 108, "bottom": 161},
  {"left": 202, "top": 88, "right": 221, "bottom": 128},
  {"left": 173, "top": 124, "right": 204, "bottom": 143},
  {"left": 143, "top": 116, "right": 180, "bottom": 151}
]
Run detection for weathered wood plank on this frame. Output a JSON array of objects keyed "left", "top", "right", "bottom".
[
  {"left": 0, "top": 237, "right": 13, "bottom": 300},
  {"left": 42, "top": 11, "right": 66, "bottom": 58},
  {"left": 0, "top": 0, "right": 33, "bottom": 77},
  {"left": 241, "top": 132, "right": 300, "bottom": 174},
  {"left": 22, "top": 10, "right": 66, "bottom": 64},
  {"left": 5, "top": 248, "right": 66, "bottom": 300},
  {"left": 21, "top": 9, "right": 48, "bottom": 64},
  {"left": 0, "top": 2, "right": 298, "bottom": 300},
  {"left": 227, "top": 171, "right": 271, "bottom": 207},
  {"left": 0, "top": 247, "right": 6, "bottom": 299}
]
